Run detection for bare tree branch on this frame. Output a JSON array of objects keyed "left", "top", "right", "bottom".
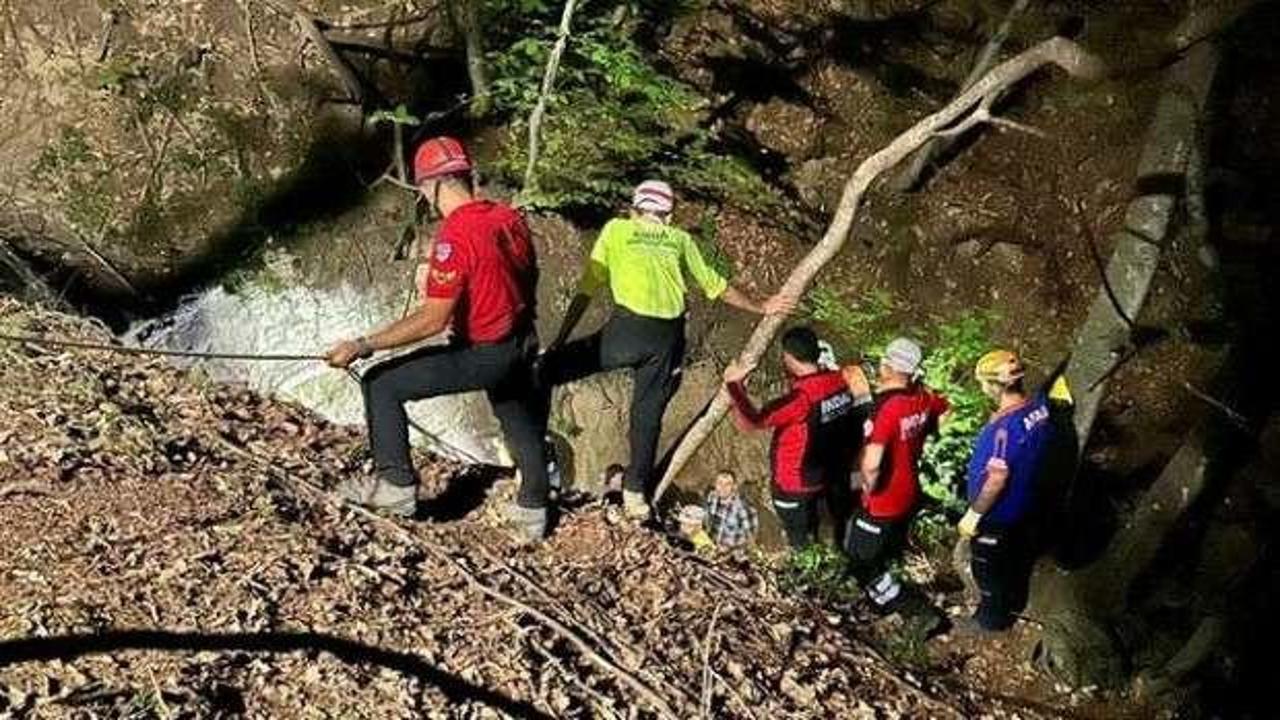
[
  {"left": 652, "top": 37, "right": 1105, "bottom": 505},
  {"left": 521, "top": 0, "right": 579, "bottom": 195},
  {"left": 891, "top": 0, "right": 1031, "bottom": 191}
]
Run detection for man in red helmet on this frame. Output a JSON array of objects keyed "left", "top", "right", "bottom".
[{"left": 324, "top": 137, "right": 551, "bottom": 541}]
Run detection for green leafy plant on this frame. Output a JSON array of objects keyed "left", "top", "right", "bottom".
[
  {"left": 801, "top": 287, "right": 995, "bottom": 514},
  {"left": 918, "top": 312, "right": 995, "bottom": 512},
  {"left": 777, "top": 543, "right": 861, "bottom": 603},
  {"left": 486, "top": 7, "right": 776, "bottom": 214}
]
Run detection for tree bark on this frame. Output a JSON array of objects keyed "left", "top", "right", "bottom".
[
  {"left": 450, "top": 0, "right": 491, "bottom": 117},
  {"left": 889, "top": 0, "right": 1031, "bottom": 192},
  {"left": 651, "top": 37, "right": 1106, "bottom": 504},
  {"left": 521, "top": 0, "right": 579, "bottom": 195},
  {"left": 1062, "top": 42, "right": 1219, "bottom": 448}
]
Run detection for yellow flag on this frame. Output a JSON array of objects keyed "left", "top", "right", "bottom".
[{"left": 1049, "top": 375, "right": 1074, "bottom": 405}]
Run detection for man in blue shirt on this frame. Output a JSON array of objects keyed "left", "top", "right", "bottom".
[{"left": 958, "top": 350, "right": 1053, "bottom": 631}]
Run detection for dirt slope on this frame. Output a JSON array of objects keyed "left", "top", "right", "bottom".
[{"left": 0, "top": 298, "right": 1069, "bottom": 719}]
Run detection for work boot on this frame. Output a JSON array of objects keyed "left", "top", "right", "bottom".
[
  {"left": 336, "top": 475, "right": 417, "bottom": 518},
  {"left": 507, "top": 503, "right": 548, "bottom": 544},
  {"left": 622, "top": 490, "right": 650, "bottom": 521}
]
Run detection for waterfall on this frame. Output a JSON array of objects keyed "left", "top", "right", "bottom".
[{"left": 127, "top": 249, "right": 505, "bottom": 466}]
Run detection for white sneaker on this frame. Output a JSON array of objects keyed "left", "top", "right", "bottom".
[{"left": 622, "top": 490, "right": 650, "bottom": 521}]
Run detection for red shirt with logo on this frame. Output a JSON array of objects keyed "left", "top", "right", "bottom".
[
  {"left": 862, "top": 386, "right": 950, "bottom": 519},
  {"left": 421, "top": 200, "right": 538, "bottom": 344},
  {"left": 727, "top": 371, "right": 868, "bottom": 500}
]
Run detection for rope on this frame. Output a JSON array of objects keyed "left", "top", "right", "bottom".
[
  {"left": 0, "top": 332, "right": 323, "bottom": 362},
  {"left": 0, "top": 330, "right": 494, "bottom": 467}
]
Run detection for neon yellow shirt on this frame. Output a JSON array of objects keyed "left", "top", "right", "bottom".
[{"left": 580, "top": 218, "right": 729, "bottom": 319}]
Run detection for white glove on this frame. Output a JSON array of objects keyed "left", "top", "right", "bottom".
[{"left": 958, "top": 508, "right": 983, "bottom": 538}]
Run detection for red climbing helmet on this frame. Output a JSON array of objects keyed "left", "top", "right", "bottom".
[{"left": 413, "top": 136, "right": 473, "bottom": 182}]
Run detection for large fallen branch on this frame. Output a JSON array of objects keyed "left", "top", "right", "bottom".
[
  {"left": 890, "top": 0, "right": 1030, "bottom": 192},
  {"left": 652, "top": 37, "right": 1105, "bottom": 504}
]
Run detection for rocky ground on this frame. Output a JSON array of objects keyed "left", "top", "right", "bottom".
[{"left": 0, "top": 300, "right": 1143, "bottom": 719}]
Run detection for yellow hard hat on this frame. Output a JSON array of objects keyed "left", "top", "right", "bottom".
[{"left": 975, "top": 350, "right": 1025, "bottom": 387}]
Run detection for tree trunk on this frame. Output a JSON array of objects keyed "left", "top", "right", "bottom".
[
  {"left": 652, "top": 37, "right": 1105, "bottom": 505},
  {"left": 1063, "top": 42, "right": 1219, "bottom": 447},
  {"left": 451, "top": 0, "right": 491, "bottom": 118},
  {"left": 521, "top": 0, "right": 579, "bottom": 196},
  {"left": 1031, "top": 42, "right": 1225, "bottom": 689},
  {"left": 890, "top": 0, "right": 1031, "bottom": 192}
]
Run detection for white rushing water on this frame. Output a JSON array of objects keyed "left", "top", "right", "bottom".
[{"left": 127, "top": 249, "right": 506, "bottom": 465}]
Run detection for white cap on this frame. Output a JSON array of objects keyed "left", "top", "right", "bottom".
[
  {"left": 883, "top": 338, "right": 923, "bottom": 375},
  {"left": 632, "top": 179, "right": 674, "bottom": 214},
  {"left": 817, "top": 340, "right": 838, "bottom": 371}
]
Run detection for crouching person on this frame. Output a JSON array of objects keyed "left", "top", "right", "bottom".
[
  {"left": 723, "top": 327, "right": 868, "bottom": 550},
  {"left": 958, "top": 350, "right": 1052, "bottom": 631},
  {"left": 324, "top": 137, "right": 551, "bottom": 542},
  {"left": 849, "top": 338, "right": 949, "bottom": 619}
]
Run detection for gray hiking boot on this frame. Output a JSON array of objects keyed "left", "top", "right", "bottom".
[
  {"left": 336, "top": 475, "right": 417, "bottom": 518},
  {"left": 507, "top": 503, "right": 548, "bottom": 544},
  {"left": 622, "top": 490, "right": 651, "bottom": 521}
]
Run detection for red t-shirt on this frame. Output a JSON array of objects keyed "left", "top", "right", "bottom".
[
  {"left": 728, "top": 371, "right": 866, "bottom": 499},
  {"left": 421, "top": 200, "right": 538, "bottom": 344},
  {"left": 862, "top": 386, "right": 950, "bottom": 519}
]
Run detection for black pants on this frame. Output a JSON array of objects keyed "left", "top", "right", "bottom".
[
  {"left": 773, "top": 482, "right": 853, "bottom": 550},
  {"left": 970, "top": 524, "right": 1034, "bottom": 630},
  {"left": 773, "top": 495, "right": 819, "bottom": 549},
  {"left": 361, "top": 332, "right": 550, "bottom": 509},
  {"left": 538, "top": 309, "right": 685, "bottom": 495},
  {"left": 844, "top": 510, "right": 910, "bottom": 609}
]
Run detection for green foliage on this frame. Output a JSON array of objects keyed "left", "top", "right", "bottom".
[
  {"left": 486, "top": 6, "right": 777, "bottom": 214},
  {"left": 919, "top": 312, "right": 994, "bottom": 512},
  {"left": 666, "top": 144, "right": 787, "bottom": 217},
  {"left": 804, "top": 285, "right": 897, "bottom": 357},
  {"left": 366, "top": 104, "right": 422, "bottom": 128},
  {"left": 881, "top": 621, "right": 931, "bottom": 668},
  {"left": 31, "top": 126, "right": 114, "bottom": 232},
  {"left": 801, "top": 287, "right": 995, "bottom": 513},
  {"left": 777, "top": 544, "right": 861, "bottom": 604},
  {"left": 91, "top": 57, "right": 144, "bottom": 92}
]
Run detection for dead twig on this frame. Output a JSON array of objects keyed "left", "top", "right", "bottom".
[
  {"left": 518, "top": 623, "right": 624, "bottom": 720},
  {"left": 77, "top": 225, "right": 140, "bottom": 299},
  {"left": 0, "top": 481, "right": 50, "bottom": 499},
  {"left": 1182, "top": 382, "right": 1250, "bottom": 429},
  {"left": 700, "top": 603, "right": 724, "bottom": 719},
  {"left": 892, "top": 0, "right": 1032, "bottom": 191},
  {"left": 95, "top": 8, "right": 118, "bottom": 63}
]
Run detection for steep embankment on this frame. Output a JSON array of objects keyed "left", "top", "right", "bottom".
[{"left": 1, "top": 298, "right": 1072, "bottom": 718}]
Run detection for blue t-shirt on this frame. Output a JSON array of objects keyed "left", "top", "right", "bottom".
[{"left": 966, "top": 393, "right": 1052, "bottom": 527}]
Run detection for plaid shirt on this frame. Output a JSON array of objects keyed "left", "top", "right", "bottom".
[{"left": 703, "top": 492, "right": 759, "bottom": 547}]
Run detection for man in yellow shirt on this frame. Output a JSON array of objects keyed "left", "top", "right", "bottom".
[{"left": 539, "top": 180, "right": 795, "bottom": 519}]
